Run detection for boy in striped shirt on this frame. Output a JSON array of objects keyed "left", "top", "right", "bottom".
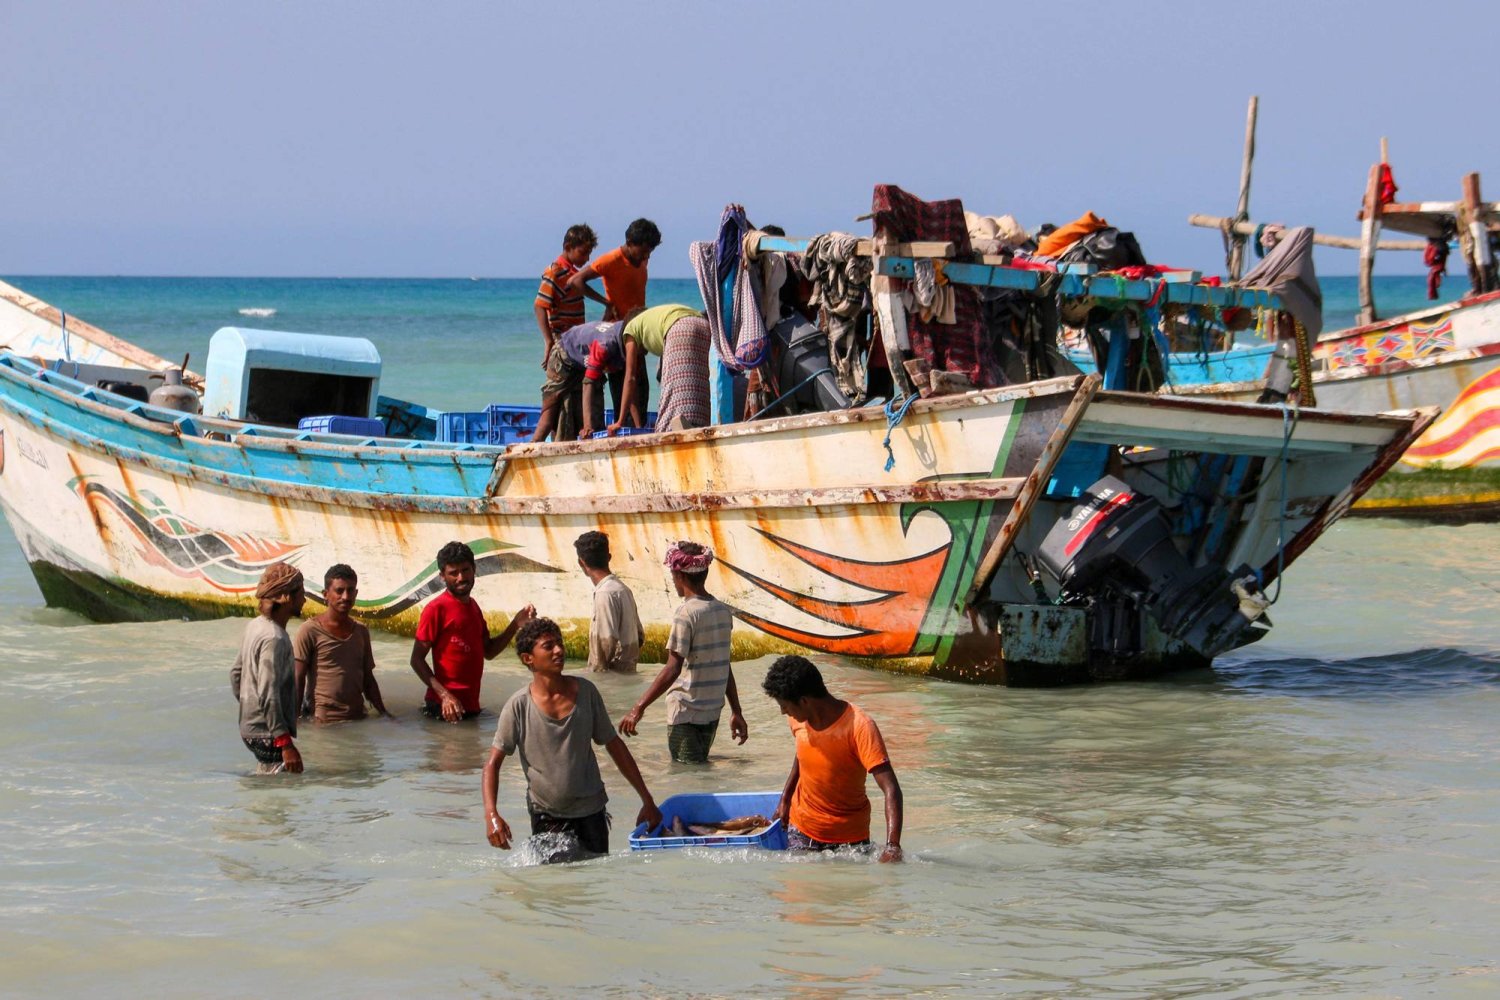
[
  {"left": 533, "top": 224, "right": 604, "bottom": 369},
  {"left": 617, "top": 540, "right": 747, "bottom": 763}
]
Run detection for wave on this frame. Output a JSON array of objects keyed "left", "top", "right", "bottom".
[
  {"left": 237, "top": 307, "right": 277, "bottom": 317},
  {"left": 1212, "top": 647, "right": 1500, "bottom": 696}
]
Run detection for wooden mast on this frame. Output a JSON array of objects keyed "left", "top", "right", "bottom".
[
  {"left": 1460, "top": 172, "right": 1496, "bottom": 293},
  {"left": 1227, "top": 96, "right": 1258, "bottom": 281},
  {"left": 1356, "top": 143, "right": 1387, "bottom": 326}
]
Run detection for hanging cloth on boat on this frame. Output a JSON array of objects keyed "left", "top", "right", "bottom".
[
  {"left": 1236, "top": 226, "right": 1323, "bottom": 338},
  {"left": 801, "top": 232, "right": 872, "bottom": 404},
  {"left": 870, "top": 184, "right": 997, "bottom": 388},
  {"left": 744, "top": 230, "right": 790, "bottom": 330},
  {"left": 1424, "top": 236, "right": 1450, "bottom": 300},
  {"left": 690, "top": 220, "right": 769, "bottom": 374}
]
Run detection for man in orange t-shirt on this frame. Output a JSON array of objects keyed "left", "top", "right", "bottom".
[
  {"left": 568, "top": 219, "right": 661, "bottom": 422},
  {"left": 762, "top": 654, "right": 904, "bottom": 861},
  {"left": 568, "top": 218, "right": 660, "bottom": 320}
]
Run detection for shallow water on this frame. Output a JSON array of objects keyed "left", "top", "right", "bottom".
[
  {"left": 2, "top": 276, "right": 1498, "bottom": 996},
  {"left": 1, "top": 518, "right": 1498, "bottom": 997}
]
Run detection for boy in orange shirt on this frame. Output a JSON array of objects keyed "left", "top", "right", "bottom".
[
  {"left": 762, "top": 654, "right": 904, "bottom": 862},
  {"left": 568, "top": 218, "right": 661, "bottom": 320},
  {"left": 569, "top": 219, "right": 661, "bottom": 423}
]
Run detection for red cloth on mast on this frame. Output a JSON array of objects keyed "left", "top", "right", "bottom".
[
  {"left": 1377, "top": 164, "right": 1398, "bottom": 206},
  {"left": 1424, "top": 237, "right": 1449, "bottom": 300}
]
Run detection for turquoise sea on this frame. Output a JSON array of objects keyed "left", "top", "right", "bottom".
[
  {"left": 6, "top": 274, "right": 1440, "bottom": 414},
  {"left": 1, "top": 273, "right": 1497, "bottom": 997}
]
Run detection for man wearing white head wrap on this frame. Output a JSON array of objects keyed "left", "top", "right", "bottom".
[
  {"left": 617, "top": 541, "right": 747, "bottom": 763},
  {"left": 231, "top": 562, "right": 307, "bottom": 774}
]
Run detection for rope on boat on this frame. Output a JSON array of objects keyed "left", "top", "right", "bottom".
[
  {"left": 1265, "top": 401, "right": 1300, "bottom": 606},
  {"left": 881, "top": 393, "right": 919, "bottom": 472},
  {"left": 748, "top": 367, "right": 833, "bottom": 421}
]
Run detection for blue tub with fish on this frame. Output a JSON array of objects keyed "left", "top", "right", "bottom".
[{"left": 629, "top": 791, "right": 786, "bottom": 851}]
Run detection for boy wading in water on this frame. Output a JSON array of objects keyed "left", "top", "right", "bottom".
[
  {"left": 762, "top": 655, "right": 904, "bottom": 862},
  {"left": 410, "top": 541, "right": 535, "bottom": 722},
  {"left": 482, "top": 617, "right": 662, "bottom": 863},
  {"left": 294, "top": 563, "right": 393, "bottom": 723},
  {"left": 617, "top": 540, "right": 747, "bottom": 763},
  {"left": 231, "top": 562, "right": 308, "bottom": 774},
  {"left": 575, "top": 530, "right": 643, "bottom": 673}
]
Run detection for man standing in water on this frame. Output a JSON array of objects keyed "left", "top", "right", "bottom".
[
  {"left": 230, "top": 561, "right": 307, "bottom": 774},
  {"left": 294, "top": 563, "right": 392, "bottom": 722},
  {"left": 574, "top": 530, "right": 643, "bottom": 673},
  {"left": 409, "top": 541, "right": 535, "bottom": 721},
  {"left": 761, "top": 655, "right": 903, "bottom": 861}
]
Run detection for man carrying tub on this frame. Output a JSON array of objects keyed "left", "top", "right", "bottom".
[{"left": 762, "top": 655, "right": 904, "bottom": 861}]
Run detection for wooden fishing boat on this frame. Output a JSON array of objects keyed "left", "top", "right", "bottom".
[
  {"left": 0, "top": 261, "right": 1427, "bottom": 685},
  {"left": 1163, "top": 106, "right": 1500, "bottom": 521}
]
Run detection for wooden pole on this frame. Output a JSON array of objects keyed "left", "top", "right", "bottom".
[
  {"left": 1188, "top": 214, "right": 1425, "bottom": 252},
  {"left": 1358, "top": 163, "right": 1383, "bottom": 324},
  {"left": 1227, "top": 96, "right": 1259, "bottom": 281},
  {"left": 1461, "top": 172, "right": 1495, "bottom": 292}
]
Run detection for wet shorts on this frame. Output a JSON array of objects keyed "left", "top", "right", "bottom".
[
  {"left": 529, "top": 808, "right": 610, "bottom": 863},
  {"left": 539, "top": 343, "right": 586, "bottom": 402},
  {"left": 242, "top": 736, "right": 287, "bottom": 773},
  {"left": 787, "top": 826, "right": 872, "bottom": 853},
  {"left": 667, "top": 720, "right": 718, "bottom": 763}
]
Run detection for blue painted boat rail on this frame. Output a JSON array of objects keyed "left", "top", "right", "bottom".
[
  {"left": 754, "top": 235, "right": 1284, "bottom": 311},
  {"left": 0, "top": 353, "right": 506, "bottom": 502}
]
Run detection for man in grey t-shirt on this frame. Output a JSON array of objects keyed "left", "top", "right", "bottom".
[{"left": 481, "top": 617, "right": 661, "bottom": 863}]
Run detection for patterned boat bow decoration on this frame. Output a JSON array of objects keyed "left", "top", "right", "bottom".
[
  {"left": 69, "top": 476, "right": 304, "bottom": 592},
  {"left": 720, "top": 526, "right": 951, "bottom": 657},
  {"left": 1402, "top": 367, "right": 1500, "bottom": 468}
]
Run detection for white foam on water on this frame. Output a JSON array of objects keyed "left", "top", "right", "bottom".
[{"left": 237, "top": 307, "right": 276, "bottom": 317}]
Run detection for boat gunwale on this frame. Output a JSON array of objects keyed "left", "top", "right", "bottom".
[{"left": 1165, "top": 341, "right": 1500, "bottom": 397}]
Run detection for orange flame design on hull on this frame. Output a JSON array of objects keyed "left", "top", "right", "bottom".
[{"left": 721, "top": 528, "right": 950, "bottom": 657}]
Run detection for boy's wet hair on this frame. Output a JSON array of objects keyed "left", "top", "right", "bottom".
[
  {"left": 323, "top": 563, "right": 357, "bottom": 589},
  {"left": 574, "top": 530, "right": 611, "bottom": 570},
  {"left": 563, "top": 224, "right": 598, "bottom": 250},
  {"left": 516, "top": 616, "right": 563, "bottom": 656},
  {"left": 625, "top": 218, "right": 661, "bottom": 249},
  {"left": 762, "top": 655, "right": 830, "bottom": 701},
  {"left": 436, "top": 540, "right": 475, "bottom": 570}
]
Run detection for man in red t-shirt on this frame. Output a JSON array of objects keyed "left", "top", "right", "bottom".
[{"left": 409, "top": 541, "right": 535, "bottom": 721}]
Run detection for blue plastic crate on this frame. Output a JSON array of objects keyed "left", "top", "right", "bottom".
[
  {"left": 629, "top": 791, "right": 786, "bottom": 851},
  {"left": 297, "top": 414, "right": 385, "bottom": 437},
  {"left": 486, "top": 403, "right": 541, "bottom": 429},
  {"left": 602, "top": 408, "right": 657, "bottom": 427},
  {"left": 591, "top": 426, "right": 656, "bottom": 439},
  {"left": 488, "top": 423, "right": 534, "bottom": 446},
  {"left": 435, "top": 410, "right": 489, "bottom": 444}
]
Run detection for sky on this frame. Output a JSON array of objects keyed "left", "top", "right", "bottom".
[{"left": 3, "top": 0, "right": 1496, "bottom": 278}]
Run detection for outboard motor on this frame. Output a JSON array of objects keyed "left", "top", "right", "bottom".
[
  {"left": 1036, "top": 476, "right": 1269, "bottom": 660},
  {"left": 771, "top": 315, "right": 851, "bottom": 414}
]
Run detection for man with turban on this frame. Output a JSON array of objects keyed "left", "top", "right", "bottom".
[
  {"left": 231, "top": 561, "right": 307, "bottom": 774},
  {"left": 617, "top": 540, "right": 747, "bottom": 763}
]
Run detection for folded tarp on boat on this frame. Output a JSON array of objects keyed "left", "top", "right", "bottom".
[{"left": 871, "top": 184, "right": 997, "bottom": 388}]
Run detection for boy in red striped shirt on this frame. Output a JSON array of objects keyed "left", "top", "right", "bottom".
[{"left": 534, "top": 224, "right": 604, "bottom": 369}]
